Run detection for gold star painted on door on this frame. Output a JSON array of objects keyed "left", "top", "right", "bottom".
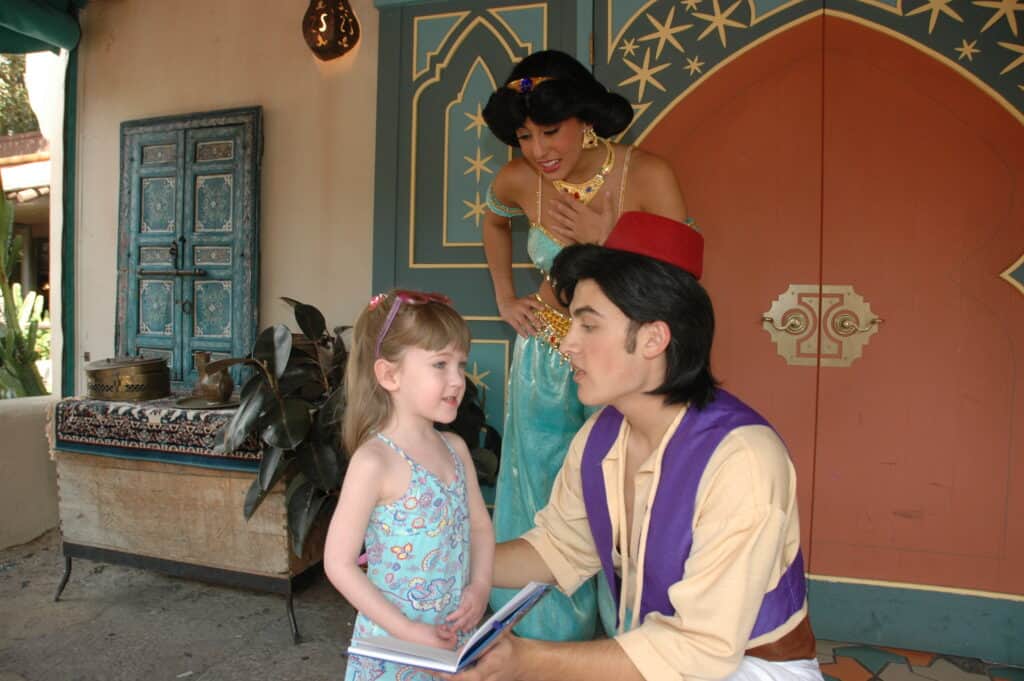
[
  {"left": 639, "top": 6, "right": 692, "bottom": 59},
  {"left": 681, "top": 0, "right": 702, "bottom": 11},
  {"left": 464, "top": 103, "right": 487, "bottom": 139},
  {"left": 955, "top": 38, "right": 981, "bottom": 60},
  {"left": 998, "top": 39, "right": 1024, "bottom": 73},
  {"left": 463, "top": 192, "right": 487, "bottom": 226},
  {"left": 466, "top": 362, "right": 491, "bottom": 391},
  {"left": 463, "top": 147, "right": 494, "bottom": 183},
  {"left": 693, "top": 0, "right": 746, "bottom": 48},
  {"left": 906, "top": 0, "right": 964, "bottom": 35},
  {"left": 974, "top": 0, "right": 1024, "bottom": 35},
  {"left": 619, "top": 48, "right": 671, "bottom": 102},
  {"left": 620, "top": 37, "right": 640, "bottom": 57},
  {"left": 685, "top": 55, "right": 705, "bottom": 75}
]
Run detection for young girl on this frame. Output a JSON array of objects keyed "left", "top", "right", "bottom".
[{"left": 324, "top": 289, "right": 494, "bottom": 681}]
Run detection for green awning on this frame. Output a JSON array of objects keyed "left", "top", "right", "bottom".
[{"left": 0, "top": 0, "right": 88, "bottom": 53}]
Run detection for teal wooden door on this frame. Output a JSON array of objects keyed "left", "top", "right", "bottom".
[
  {"left": 116, "top": 108, "right": 262, "bottom": 387},
  {"left": 373, "top": 1, "right": 578, "bottom": 434}
]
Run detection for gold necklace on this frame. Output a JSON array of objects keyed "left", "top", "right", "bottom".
[{"left": 551, "top": 138, "right": 615, "bottom": 206}]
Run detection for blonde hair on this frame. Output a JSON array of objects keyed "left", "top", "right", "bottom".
[{"left": 342, "top": 291, "right": 471, "bottom": 456}]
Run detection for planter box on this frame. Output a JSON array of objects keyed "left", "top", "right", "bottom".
[
  {"left": 53, "top": 451, "right": 322, "bottom": 579},
  {"left": 50, "top": 396, "right": 324, "bottom": 642}
]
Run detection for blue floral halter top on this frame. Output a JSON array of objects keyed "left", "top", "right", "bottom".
[{"left": 344, "top": 431, "right": 471, "bottom": 681}]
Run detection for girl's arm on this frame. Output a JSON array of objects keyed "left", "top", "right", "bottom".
[
  {"left": 324, "top": 445, "right": 457, "bottom": 649},
  {"left": 443, "top": 434, "right": 495, "bottom": 633},
  {"left": 483, "top": 166, "right": 542, "bottom": 338}
]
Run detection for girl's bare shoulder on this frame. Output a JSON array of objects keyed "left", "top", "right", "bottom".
[{"left": 348, "top": 437, "right": 400, "bottom": 474}]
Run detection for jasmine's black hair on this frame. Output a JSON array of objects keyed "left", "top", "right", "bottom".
[
  {"left": 551, "top": 244, "right": 719, "bottom": 409},
  {"left": 483, "top": 50, "right": 633, "bottom": 147}
]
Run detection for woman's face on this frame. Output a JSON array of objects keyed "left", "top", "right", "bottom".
[{"left": 514, "top": 117, "right": 588, "bottom": 182}]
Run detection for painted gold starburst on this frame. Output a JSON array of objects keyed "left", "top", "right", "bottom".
[
  {"left": 463, "top": 191, "right": 487, "bottom": 226},
  {"left": 906, "top": 0, "right": 964, "bottom": 35},
  {"left": 955, "top": 39, "right": 981, "bottom": 60},
  {"left": 973, "top": 0, "right": 1024, "bottom": 35},
  {"left": 619, "top": 48, "right": 671, "bottom": 102},
  {"left": 466, "top": 362, "right": 491, "bottom": 391},
  {"left": 685, "top": 55, "right": 706, "bottom": 75},
  {"left": 639, "top": 6, "right": 692, "bottom": 59},
  {"left": 620, "top": 37, "right": 640, "bottom": 57},
  {"left": 463, "top": 147, "right": 494, "bottom": 183},
  {"left": 682, "top": 0, "right": 702, "bottom": 11},
  {"left": 464, "top": 103, "right": 487, "bottom": 139},
  {"left": 998, "top": 39, "right": 1024, "bottom": 73},
  {"left": 693, "top": 0, "right": 746, "bottom": 48}
]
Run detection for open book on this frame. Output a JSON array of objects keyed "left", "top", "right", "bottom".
[{"left": 347, "top": 581, "right": 552, "bottom": 673}]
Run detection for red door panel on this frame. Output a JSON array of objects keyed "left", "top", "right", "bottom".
[
  {"left": 812, "top": 17, "right": 1024, "bottom": 593},
  {"left": 640, "top": 14, "right": 1024, "bottom": 594}
]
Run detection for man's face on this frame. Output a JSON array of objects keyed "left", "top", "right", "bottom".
[{"left": 561, "top": 280, "right": 652, "bottom": 407}]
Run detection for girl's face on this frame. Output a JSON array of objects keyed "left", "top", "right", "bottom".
[
  {"left": 515, "top": 117, "right": 589, "bottom": 182},
  {"left": 386, "top": 343, "right": 467, "bottom": 425}
]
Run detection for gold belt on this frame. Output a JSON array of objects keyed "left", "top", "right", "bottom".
[{"left": 534, "top": 294, "right": 571, "bottom": 358}]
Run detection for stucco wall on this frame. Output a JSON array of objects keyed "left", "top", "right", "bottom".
[
  {"left": 73, "top": 0, "right": 379, "bottom": 392},
  {"left": 0, "top": 396, "right": 58, "bottom": 549}
]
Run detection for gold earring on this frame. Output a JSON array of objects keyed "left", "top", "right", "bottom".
[{"left": 582, "top": 126, "right": 599, "bottom": 150}]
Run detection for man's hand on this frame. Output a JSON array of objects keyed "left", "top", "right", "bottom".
[
  {"left": 436, "top": 634, "right": 522, "bottom": 681},
  {"left": 446, "top": 582, "right": 490, "bottom": 634},
  {"left": 544, "top": 191, "right": 615, "bottom": 245}
]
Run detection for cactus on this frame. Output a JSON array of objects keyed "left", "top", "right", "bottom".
[{"left": 0, "top": 176, "right": 48, "bottom": 398}]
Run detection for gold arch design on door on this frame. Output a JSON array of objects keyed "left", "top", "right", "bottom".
[
  {"left": 412, "top": 12, "right": 470, "bottom": 80},
  {"left": 440, "top": 56, "right": 510, "bottom": 249},
  {"left": 408, "top": 11, "right": 542, "bottom": 269}
]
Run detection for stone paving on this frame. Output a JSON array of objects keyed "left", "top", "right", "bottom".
[{"left": 0, "top": 529, "right": 357, "bottom": 681}]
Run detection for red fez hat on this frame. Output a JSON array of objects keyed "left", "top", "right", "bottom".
[{"left": 604, "top": 211, "right": 704, "bottom": 280}]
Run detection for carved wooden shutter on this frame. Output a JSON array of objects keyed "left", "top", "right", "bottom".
[{"left": 115, "top": 107, "right": 261, "bottom": 386}]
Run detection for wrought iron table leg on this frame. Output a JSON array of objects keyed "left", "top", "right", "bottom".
[
  {"left": 54, "top": 556, "right": 72, "bottom": 602},
  {"left": 287, "top": 592, "right": 300, "bottom": 644}
]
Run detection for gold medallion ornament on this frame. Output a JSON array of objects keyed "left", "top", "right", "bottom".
[{"left": 552, "top": 137, "right": 614, "bottom": 205}]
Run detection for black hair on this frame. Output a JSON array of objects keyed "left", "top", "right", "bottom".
[
  {"left": 483, "top": 50, "right": 633, "bottom": 147},
  {"left": 550, "top": 244, "right": 719, "bottom": 409}
]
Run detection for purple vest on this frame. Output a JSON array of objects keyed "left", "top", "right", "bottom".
[{"left": 581, "top": 389, "right": 806, "bottom": 638}]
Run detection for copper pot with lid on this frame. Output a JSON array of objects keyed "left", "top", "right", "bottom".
[{"left": 85, "top": 356, "right": 171, "bottom": 401}]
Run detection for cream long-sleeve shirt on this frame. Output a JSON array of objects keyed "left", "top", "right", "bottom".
[{"left": 522, "top": 405, "right": 808, "bottom": 681}]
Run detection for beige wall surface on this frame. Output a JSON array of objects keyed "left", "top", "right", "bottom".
[
  {"left": 0, "top": 396, "right": 58, "bottom": 549},
  {"left": 73, "top": 0, "right": 379, "bottom": 392}
]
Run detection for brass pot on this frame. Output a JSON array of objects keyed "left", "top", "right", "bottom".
[{"left": 85, "top": 356, "right": 171, "bottom": 401}]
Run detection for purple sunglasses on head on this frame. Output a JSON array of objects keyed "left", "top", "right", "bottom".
[{"left": 370, "top": 290, "right": 453, "bottom": 358}]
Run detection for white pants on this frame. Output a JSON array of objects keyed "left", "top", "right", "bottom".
[{"left": 723, "top": 657, "right": 823, "bottom": 681}]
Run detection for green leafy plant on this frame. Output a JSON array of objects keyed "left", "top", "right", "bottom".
[
  {"left": 214, "top": 298, "right": 503, "bottom": 557},
  {"left": 0, "top": 177, "right": 48, "bottom": 398},
  {"left": 213, "top": 298, "right": 349, "bottom": 557}
]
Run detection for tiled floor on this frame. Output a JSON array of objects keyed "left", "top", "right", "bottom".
[{"left": 818, "top": 641, "right": 1024, "bottom": 681}]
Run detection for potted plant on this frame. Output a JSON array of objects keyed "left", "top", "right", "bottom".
[{"left": 214, "top": 298, "right": 501, "bottom": 558}]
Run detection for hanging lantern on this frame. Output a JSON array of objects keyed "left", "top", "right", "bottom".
[{"left": 302, "top": 0, "right": 361, "bottom": 61}]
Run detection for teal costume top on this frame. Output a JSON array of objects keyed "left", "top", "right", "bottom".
[
  {"left": 345, "top": 432, "right": 470, "bottom": 681},
  {"left": 486, "top": 163, "right": 635, "bottom": 641}
]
